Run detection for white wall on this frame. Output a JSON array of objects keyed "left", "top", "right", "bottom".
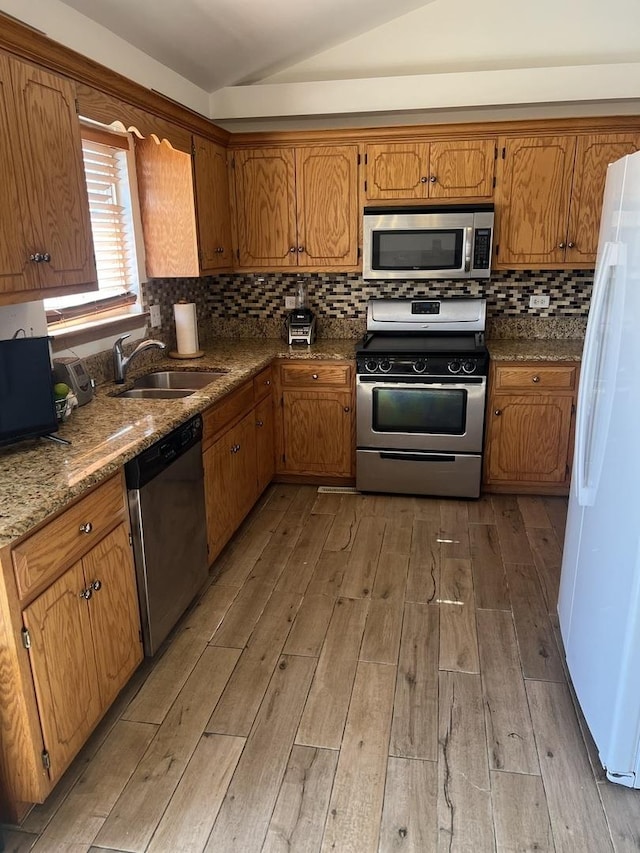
[{"left": 0, "top": 0, "right": 210, "bottom": 116}]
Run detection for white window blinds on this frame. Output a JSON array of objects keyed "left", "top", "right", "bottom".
[{"left": 82, "top": 137, "right": 134, "bottom": 294}]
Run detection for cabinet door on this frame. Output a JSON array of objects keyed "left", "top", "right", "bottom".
[
  {"left": 496, "top": 136, "right": 576, "bottom": 266},
  {"left": 204, "top": 430, "right": 236, "bottom": 561},
  {"left": 486, "top": 393, "right": 573, "bottom": 484},
  {"left": 10, "top": 58, "right": 96, "bottom": 291},
  {"left": 83, "top": 524, "right": 142, "bottom": 710},
  {"left": 23, "top": 561, "right": 102, "bottom": 782},
  {"left": 566, "top": 133, "right": 640, "bottom": 265},
  {"left": 281, "top": 389, "right": 353, "bottom": 476},
  {"left": 193, "top": 136, "right": 232, "bottom": 271},
  {"left": 295, "top": 145, "right": 359, "bottom": 267},
  {"left": 255, "top": 395, "right": 275, "bottom": 495},
  {"left": 365, "top": 142, "right": 430, "bottom": 199},
  {"left": 233, "top": 148, "right": 297, "bottom": 267},
  {"left": 0, "top": 55, "right": 36, "bottom": 297},
  {"left": 429, "top": 139, "right": 495, "bottom": 199}
]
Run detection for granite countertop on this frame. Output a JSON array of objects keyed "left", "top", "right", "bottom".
[
  {"left": 0, "top": 339, "right": 356, "bottom": 550},
  {"left": 487, "top": 339, "right": 584, "bottom": 362}
]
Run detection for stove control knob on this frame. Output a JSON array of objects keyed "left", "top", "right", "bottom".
[
  {"left": 448, "top": 360, "right": 461, "bottom": 374},
  {"left": 379, "top": 359, "right": 392, "bottom": 373},
  {"left": 462, "top": 360, "right": 476, "bottom": 374},
  {"left": 364, "top": 359, "right": 379, "bottom": 373},
  {"left": 413, "top": 359, "right": 427, "bottom": 374}
]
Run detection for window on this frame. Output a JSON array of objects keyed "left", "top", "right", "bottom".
[{"left": 45, "top": 124, "right": 145, "bottom": 329}]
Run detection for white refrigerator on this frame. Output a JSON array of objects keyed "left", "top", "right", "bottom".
[{"left": 558, "top": 148, "right": 640, "bottom": 788}]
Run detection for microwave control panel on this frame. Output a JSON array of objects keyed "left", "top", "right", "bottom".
[{"left": 473, "top": 228, "right": 492, "bottom": 270}]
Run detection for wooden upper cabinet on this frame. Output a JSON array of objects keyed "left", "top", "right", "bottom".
[
  {"left": 496, "top": 135, "right": 577, "bottom": 267},
  {"left": 365, "top": 139, "right": 495, "bottom": 201},
  {"left": 232, "top": 144, "right": 359, "bottom": 269},
  {"left": 496, "top": 132, "right": 639, "bottom": 268},
  {"left": 192, "top": 135, "right": 232, "bottom": 271},
  {"left": 0, "top": 55, "right": 96, "bottom": 302},
  {"left": 566, "top": 133, "right": 639, "bottom": 264},
  {"left": 233, "top": 148, "right": 298, "bottom": 267},
  {"left": 296, "top": 146, "right": 359, "bottom": 267}
]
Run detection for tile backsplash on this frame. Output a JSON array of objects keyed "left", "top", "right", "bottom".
[{"left": 143, "top": 268, "right": 593, "bottom": 344}]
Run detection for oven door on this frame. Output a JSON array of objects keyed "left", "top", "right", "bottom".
[{"left": 356, "top": 374, "right": 486, "bottom": 453}]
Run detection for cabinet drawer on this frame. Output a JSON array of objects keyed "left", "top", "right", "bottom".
[
  {"left": 12, "top": 474, "right": 126, "bottom": 601},
  {"left": 253, "top": 367, "right": 273, "bottom": 403},
  {"left": 494, "top": 364, "right": 577, "bottom": 391},
  {"left": 203, "top": 380, "right": 254, "bottom": 448},
  {"left": 280, "top": 362, "right": 352, "bottom": 388}
]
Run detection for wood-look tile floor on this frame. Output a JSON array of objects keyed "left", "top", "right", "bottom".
[{"left": 5, "top": 486, "right": 640, "bottom": 852}]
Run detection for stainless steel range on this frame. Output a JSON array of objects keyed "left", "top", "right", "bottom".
[{"left": 356, "top": 297, "right": 489, "bottom": 499}]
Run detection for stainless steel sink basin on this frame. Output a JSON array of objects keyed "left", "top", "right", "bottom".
[
  {"left": 131, "top": 370, "right": 228, "bottom": 390},
  {"left": 117, "top": 388, "right": 194, "bottom": 399}
]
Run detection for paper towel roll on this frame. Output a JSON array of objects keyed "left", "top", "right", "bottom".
[{"left": 174, "top": 302, "right": 199, "bottom": 355}]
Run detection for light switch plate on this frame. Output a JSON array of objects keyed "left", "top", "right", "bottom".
[
  {"left": 529, "top": 294, "right": 550, "bottom": 308},
  {"left": 285, "top": 296, "right": 297, "bottom": 309},
  {"left": 149, "top": 304, "right": 162, "bottom": 327}
]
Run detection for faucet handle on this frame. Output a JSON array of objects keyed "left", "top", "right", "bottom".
[{"left": 114, "top": 334, "right": 130, "bottom": 352}]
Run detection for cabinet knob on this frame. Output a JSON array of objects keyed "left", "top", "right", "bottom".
[
  {"left": 532, "top": 375, "right": 540, "bottom": 383},
  {"left": 79, "top": 587, "right": 93, "bottom": 600},
  {"left": 297, "top": 246, "right": 305, "bottom": 253},
  {"left": 91, "top": 579, "right": 102, "bottom": 592},
  {"left": 494, "top": 409, "right": 501, "bottom": 416},
  {"left": 42, "top": 253, "right": 51, "bottom": 262},
  {"left": 420, "top": 176, "right": 428, "bottom": 183},
  {"left": 567, "top": 241, "right": 575, "bottom": 249},
  {"left": 256, "top": 419, "right": 264, "bottom": 427},
  {"left": 558, "top": 242, "right": 566, "bottom": 249},
  {"left": 216, "top": 247, "right": 224, "bottom": 253},
  {"left": 429, "top": 175, "right": 437, "bottom": 183},
  {"left": 312, "top": 373, "right": 319, "bottom": 380},
  {"left": 344, "top": 406, "right": 350, "bottom": 413},
  {"left": 29, "top": 252, "right": 44, "bottom": 263},
  {"left": 265, "top": 379, "right": 270, "bottom": 386},
  {"left": 289, "top": 246, "right": 296, "bottom": 253},
  {"left": 79, "top": 522, "right": 93, "bottom": 534}
]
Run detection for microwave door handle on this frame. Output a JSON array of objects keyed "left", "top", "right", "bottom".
[{"left": 464, "top": 226, "right": 473, "bottom": 272}]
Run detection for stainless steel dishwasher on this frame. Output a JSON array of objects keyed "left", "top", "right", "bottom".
[{"left": 125, "top": 414, "right": 209, "bottom": 656}]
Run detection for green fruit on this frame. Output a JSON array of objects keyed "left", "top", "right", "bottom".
[{"left": 53, "top": 382, "right": 70, "bottom": 400}]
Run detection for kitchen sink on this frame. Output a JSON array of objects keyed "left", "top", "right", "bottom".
[
  {"left": 131, "top": 370, "right": 228, "bottom": 390},
  {"left": 116, "top": 388, "right": 194, "bottom": 399}
]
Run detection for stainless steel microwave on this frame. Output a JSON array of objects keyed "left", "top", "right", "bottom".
[{"left": 362, "top": 204, "right": 494, "bottom": 280}]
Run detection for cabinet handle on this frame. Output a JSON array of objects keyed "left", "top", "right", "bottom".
[
  {"left": 494, "top": 409, "right": 501, "bottom": 416},
  {"left": 29, "top": 252, "right": 45, "bottom": 263},
  {"left": 216, "top": 247, "right": 224, "bottom": 253},
  {"left": 79, "top": 522, "right": 93, "bottom": 534},
  {"left": 312, "top": 373, "right": 319, "bottom": 380},
  {"left": 256, "top": 419, "right": 264, "bottom": 427},
  {"left": 429, "top": 175, "right": 437, "bottom": 183},
  {"left": 568, "top": 241, "right": 575, "bottom": 249},
  {"left": 297, "top": 246, "right": 305, "bottom": 253},
  {"left": 558, "top": 242, "right": 566, "bottom": 249},
  {"left": 79, "top": 587, "right": 93, "bottom": 600},
  {"left": 420, "top": 176, "right": 428, "bottom": 183},
  {"left": 344, "top": 406, "right": 350, "bottom": 413},
  {"left": 532, "top": 375, "right": 540, "bottom": 383}
]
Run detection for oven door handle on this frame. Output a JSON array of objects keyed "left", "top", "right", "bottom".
[
  {"left": 379, "top": 452, "right": 456, "bottom": 462},
  {"left": 357, "top": 376, "right": 485, "bottom": 386}
]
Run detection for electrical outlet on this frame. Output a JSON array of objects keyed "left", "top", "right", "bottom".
[
  {"left": 149, "top": 304, "right": 162, "bottom": 327},
  {"left": 285, "top": 296, "right": 296, "bottom": 310},
  {"left": 529, "top": 294, "right": 550, "bottom": 309}
]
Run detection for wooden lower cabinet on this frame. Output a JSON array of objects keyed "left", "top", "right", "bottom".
[
  {"left": 484, "top": 361, "right": 579, "bottom": 495},
  {"left": 23, "top": 523, "right": 141, "bottom": 783},
  {"left": 0, "top": 473, "right": 142, "bottom": 820},
  {"left": 203, "top": 373, "right": 275, "bottom": 563},
  {"left": 275, "top": 360, "right": 355, "bottom": 480}
]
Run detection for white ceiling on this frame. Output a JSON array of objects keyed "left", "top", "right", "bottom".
[{"left": 57, "top": 0, "right": 433, "bottom": 91}]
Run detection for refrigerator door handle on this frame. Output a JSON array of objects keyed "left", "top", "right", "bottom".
[{"left": 575, "top": 240, "right": 621, "bottom": 507}]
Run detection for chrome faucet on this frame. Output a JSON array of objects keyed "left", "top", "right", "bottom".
[{"left": 113, "top": 334, "right": 166, "bottom": 383}]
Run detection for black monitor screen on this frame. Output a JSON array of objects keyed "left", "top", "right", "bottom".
[{"left": 0, "top": 337, "right": 58, "bottom": 447}]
